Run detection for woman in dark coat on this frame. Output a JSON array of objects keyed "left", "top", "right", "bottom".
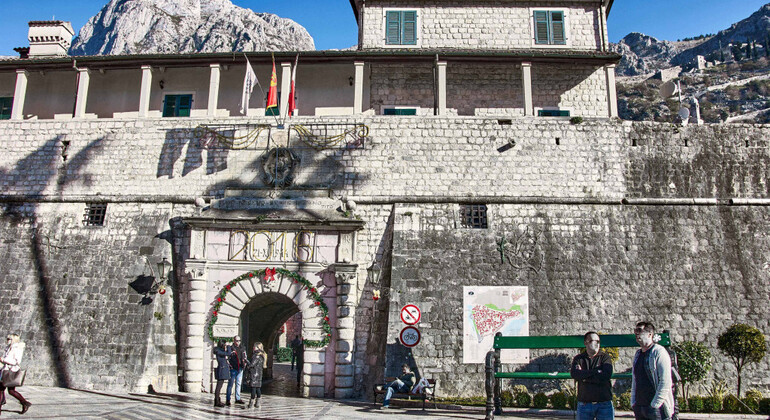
[
  {"left": 244, "top": 342, "right": 267, "bottom": 408},
  {"left": 213, "top": 340, "right": 230, "bottom": 407}
]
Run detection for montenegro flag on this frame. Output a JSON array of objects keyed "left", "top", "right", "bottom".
[{"left": 266, "top": 55, "right": 278, "bottom": 111}]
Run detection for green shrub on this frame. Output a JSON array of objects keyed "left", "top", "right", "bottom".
[
  {"left": 673, "top": 341, "right": 712, "bottom": 401},
  {"left": 759, "top": 397, "right": 770, "bottom": 414},
  {"left": 677, "top": 397, "right": 687, "bottom": 412},
  {"left": 532, "top": 392, "right": 548, "bottom": 408},
  {"left": 687, "top": 396, "right": 704, "bottom": 413},
  {"left": 515, "top": 391, "right": 532, "bottom": 408},
  {"left": 746, "top": 389, "right": 763, "bottom": 400},
  {"left": 276, "top": 347, "right": 292, "bottom": 362},
  {"left": 550, "top": 391, "right": 567, "bottom": 409},
  {"left": 569, "top": 116, "right": 583, "bottom": 125},
  {"left": 741, "top": 397, "right": 760, "bottom": 414},
  {"left": 723, "top": 394, "right": 741, "bottom": 413},
  {"left": 567, "top": 394, "right": 577, "bottom": 410},
  {"left": 501, "top": 390, "right": 514, "bottom": 407},
  {"left": 703, "top": 395, "right": 722, "bottom": 412},
  {"left": 618, "top": 392, "right": 632, "bottom": 411},
  {"left": 717, "top": 323, "right": 768, "bottom": 397}
]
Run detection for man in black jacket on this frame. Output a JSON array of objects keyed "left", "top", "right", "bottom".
[
  {"left": 226, "top": 335, "right": 247, "bottom": 406},
  {"left": 571, "top": 331, "right": 614, "bottom": 420}
]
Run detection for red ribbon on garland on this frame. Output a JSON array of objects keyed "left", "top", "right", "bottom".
[{"left": 264, "top": 267, "right": 277, "bottom": 282}]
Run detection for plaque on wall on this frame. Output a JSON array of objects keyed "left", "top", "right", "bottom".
[{"left": 213, "top": 325, "right": 238, "bottom": 338}]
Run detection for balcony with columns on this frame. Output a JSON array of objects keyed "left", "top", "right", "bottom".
[{"left": 0, "top": 51, "right": 619, "bottom": 122}]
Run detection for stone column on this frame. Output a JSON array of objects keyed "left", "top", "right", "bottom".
[
  {"left": 139, "top": 65, "right": 152, "bottom": 118},
  {"left": 521, "top": 62, "right": 533, "bottom": 116},
  {"left": 605, "top": 64, "right": 618, "bottom": 118},
  {"left": 11, "top": 70, "right": 27, "bottom": 120},
  {"left": 280, "top": 62, "right": 292, "bottom": 119},
  {"left": 207, "top": 64, "right": 221, "bottom": 117},
  {"left": 436, "top": 61, "right": 447, "bottom": 116},
  {"left": 74, "top": 68, "right": 90, "bottom": 119},
  {"left": 334, "top": 263, "right": 357, "bottom": 399},
  {"left": 354, "top": 61, "right": 365, "bottom": 114},
  {"left": 183, "top": 263, "right": 208, "bottom": 393}
]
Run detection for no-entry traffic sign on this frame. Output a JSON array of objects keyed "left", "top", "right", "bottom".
[
  {"left": 400, "top": 304, "right": 421, "bottom": 325},
  {"left": 399, "top": 326, "right": 421, "bottom": 347}
]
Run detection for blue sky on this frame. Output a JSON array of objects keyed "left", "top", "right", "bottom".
[{"left": 1, "top": 0, "right": 768, "bottom": 56}]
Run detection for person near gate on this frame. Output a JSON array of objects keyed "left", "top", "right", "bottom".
[
  {"left": 244, "top": 342, "right": 267, "bottom": 409},
  {"left": 290, "top": 335, "right": 301, "bottom": 371},
  {"left": 570, "top": 331, "right": 614, "bottom": 420},
  {"left": 381, "top": 364, "right": 416, "bottom": 409},
  {"left": 631, "top": 322, "right": 674, "bottom": 420},
  {"left": 0, "top": 333, "right": 31, "bottom": 415},
  {"left": 212, "top": 339, "right": 230, "bottom": 407},
  {"left": 226, "top": 335, "right": 247, "bottom": 406}
]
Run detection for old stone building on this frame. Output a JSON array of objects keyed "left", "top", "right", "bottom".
[{"left": 0, "top": 0, "right": 768, "bottom": 400}]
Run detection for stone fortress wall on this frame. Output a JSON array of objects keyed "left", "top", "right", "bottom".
[{"left": 0, "top": 116, "right": 768, "bottom": 396}]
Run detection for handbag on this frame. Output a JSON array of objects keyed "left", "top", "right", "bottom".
[{"left": 0, "top": 369, "right": 26, "bottom": 387}]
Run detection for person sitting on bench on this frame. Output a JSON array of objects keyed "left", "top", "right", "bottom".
[{"left": 381, "top": 364, "right": 416, "bottom": 409}]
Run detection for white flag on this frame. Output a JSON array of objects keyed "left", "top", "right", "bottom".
[{"left": 240, "top": 56, "right": 258, "bottom": 115}]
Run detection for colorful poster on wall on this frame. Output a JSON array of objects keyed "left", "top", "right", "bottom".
[{"left": 463, "top": 286, "right": 529, "bottom": 364}]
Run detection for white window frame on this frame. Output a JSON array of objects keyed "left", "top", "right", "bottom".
[
  {"left": 381, "top": 8, "right": 422, "bottom": 48},
  {"left": 529, "top": 7, "right": 571, "bottom": 49}
]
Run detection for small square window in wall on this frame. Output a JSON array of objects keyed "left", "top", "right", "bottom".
[
  {"left": 385, "top": 10, "right": 417, "bottom": 45},
  {"left": 83, "top": 203, "right": 107, "bottom": 226},
  {"left": 461, "top": 204, "right": 488, "bottom": 229},
  {"left": 0, "top": 97, "right": 12, "bottom": 120},
  {"left": 534, "top": 10, "right": 566, "bottom": 45},
  {"left": 162, "top": 94, "right": 193, "bottom": 117}
]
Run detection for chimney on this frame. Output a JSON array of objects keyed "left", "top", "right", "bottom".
[{"left": 27, "top": 20, "right": 74, "bottom": 57}]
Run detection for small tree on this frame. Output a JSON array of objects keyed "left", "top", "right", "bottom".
[
  {"left": 732, "top": 43, "right": 744, "bottom": 61},
  {"left": 717, "top": 324, "right": 767, "bottom": 397},
  {"left": 673, "top": 341, "right": 712, "bottom": 400}
]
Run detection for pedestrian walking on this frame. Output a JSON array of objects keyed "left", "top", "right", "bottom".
[
  {"left": 571, "top": 331, "right": 614, "bottom": 420},
  {"left": 290, "top": 335, "right": 301, "bottom": 371},
  {"left": 244, "top": 342, "right": 267, "bottom": 409},
  {"left": 0, "top": 333, "right": 31, "bottom": 415},
  {"left": 631, "top": 322, "right": 674, "bottom": 420},
  {"left": 226, "top": 335, "right": 247, "bottom": 406},
  {"left": 295, "top": 337, "right": 304, "bottom": 385},
  {"left": 212, "top": 340, "right": 230, "bottom": 408}
]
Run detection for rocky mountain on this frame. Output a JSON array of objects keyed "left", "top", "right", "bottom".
[
  {"left": 611, "top": 33, "right": 682, "bottom": 76},
  {"left": 70, "top": 0, "right": 315, "bottom": 56}
]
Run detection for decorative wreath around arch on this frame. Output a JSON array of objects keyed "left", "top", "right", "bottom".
[{"left": 207, "top": 268, "right": 331, "bottom": 348}]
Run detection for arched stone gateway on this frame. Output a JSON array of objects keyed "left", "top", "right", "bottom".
[{"left": 180, "top": 215, "right": 363, "bottom": 399}]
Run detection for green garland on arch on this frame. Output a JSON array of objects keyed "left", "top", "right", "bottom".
[{"left": 207, "top": 268, "right": 332, "bottom": 348}]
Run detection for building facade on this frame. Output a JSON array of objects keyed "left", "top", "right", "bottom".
[{"left": 1, "top": 0, "right": 768, "bottom": 399}]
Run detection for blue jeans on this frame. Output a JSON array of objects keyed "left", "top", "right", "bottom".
[
  {"left": 383, "top": 379, "right": 410, "bottom": 407},
  {"left": 577, "top": 401, "right": 614, "bottom": 420},
  {"left": 226, "top": 369, "right": 243, "bottom": 402}
]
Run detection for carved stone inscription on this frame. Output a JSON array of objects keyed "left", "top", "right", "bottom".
[{"left": 229, "top": 230, "right": 316, "bottom": 263}]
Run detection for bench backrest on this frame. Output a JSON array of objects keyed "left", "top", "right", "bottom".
[{"left": 493, "top": 333, "right": 671, "bottom": 350}]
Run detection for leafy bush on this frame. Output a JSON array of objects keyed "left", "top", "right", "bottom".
[
  {"left": 741, "top": 397, "right": 760, "bottom": 414},
  {"left": 276, "top": 347, "right": 292, "bottom": 362},
  {"left": 515, "top": 391, "right": 532, "bottom": 408},
  {"left": 569, "top": 116, "right": 583, "bottom": 125},
  {"left": 717, "top": 324, "right": 768, "bottom": 397},
  {"left": 706, "top": 379, "right": 728, "bottom": 401},
  {"left": 723, "top": 394, "right": 740, "bottom": 413},
  {"left": 687, "top": 396, "right": 703, "bottom": 413},
  {"left": 532, "top": 392, "right": 548, "bottom": 408},
  {"left": 703, "top": 396, "right": 722, "bottom": 413},
  {"left": 501, "top": 390, "right": 514, "bottom": 407},
  {"left": 677, "top": 397, "right": 687, "bottom": 412},
  {"left": 567, "top": 394, "right": 577, "bottom": 410},
  {"left": 672, "top": 341, "right": 712, "bottom": 400},
  {"left": 746, "top": 389, "right": 763, "bottom": 400},
  {"left": 618, "top": 392, "right": 632, "bottom": 410},
  {"left": 550, "top": 391, "right": 567, "bottom": 409},
  {"left": 759, "top": 397, "right": 770, "bottom": 414}
]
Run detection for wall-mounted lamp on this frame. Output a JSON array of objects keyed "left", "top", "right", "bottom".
[
  {"left": 367, "top": 261, "right": 381, "bottom": 285},
  {"left": 152, "top": 257, "right": 173, "bottom": 295},
  {"left": 158, "top": 80, "right": 165, "bottom": 89},
  {"left": 348, "top": 76, "right": 355, "bottom": 86}
]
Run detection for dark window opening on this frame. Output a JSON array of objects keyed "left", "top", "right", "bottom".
[
  {"left": 384, "top": 108, "right": 417, "bottom": 116},
  {"left": 538, "top": 109, "right": 570, "bottom": 117},
  {"left": 83, "top": 203, "right": 107, "bottom": 226},
  {"left": 162, "top": 94, "right": 192, "bottom": 117},
  {"left": 0, "top": 97, "right": 12, "bottom": 120},
  {"left": 461, "top": 204, "right": 488, "bottom": 229}
]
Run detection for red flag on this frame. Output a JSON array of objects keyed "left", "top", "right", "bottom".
[
  {"left": 288, "top": 54, "right": 298, "bottom": 117},
  {"left": 266, "top": 54, "right": 278, "bottom": 111}
]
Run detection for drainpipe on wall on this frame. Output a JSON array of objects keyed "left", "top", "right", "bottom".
[{"left": 599, "top": 2, "right": 608, "bottom": 52}]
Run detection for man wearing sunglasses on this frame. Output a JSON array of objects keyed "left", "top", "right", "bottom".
[
  {"left": 570, "top": 331, "right": 614, "bottom": 420},
  {"left": 631, "top": 322, "right": 673, "bottom": 420}
]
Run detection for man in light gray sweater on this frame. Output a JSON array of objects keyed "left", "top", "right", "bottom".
[{"left": 631, "top": 322, "right": 674, "bottom": 420}]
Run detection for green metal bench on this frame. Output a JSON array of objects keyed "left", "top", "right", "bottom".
[{"left": 484, "top": 331, "right": 671, "bottom": 419}]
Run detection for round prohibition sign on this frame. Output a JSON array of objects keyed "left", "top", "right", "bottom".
[
  {"left": 400, "top": 304, "right": 421, "bottom": 325},
  {"left": 400, "top": 326, "right": 421, "bottom": 347}
]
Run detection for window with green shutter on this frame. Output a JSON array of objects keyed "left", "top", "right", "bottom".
[
  {"left": 162, "top": 94, "right": 193, "bottom": 117},
  {"left": 0, "top": 97, "right": 12, "bottom": 120},
  {"left": 534, "top": 10, "right": 566, "bottom": 45},
  {"left": 385, "top": 10, "right": 417, "bottom": 45}
]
